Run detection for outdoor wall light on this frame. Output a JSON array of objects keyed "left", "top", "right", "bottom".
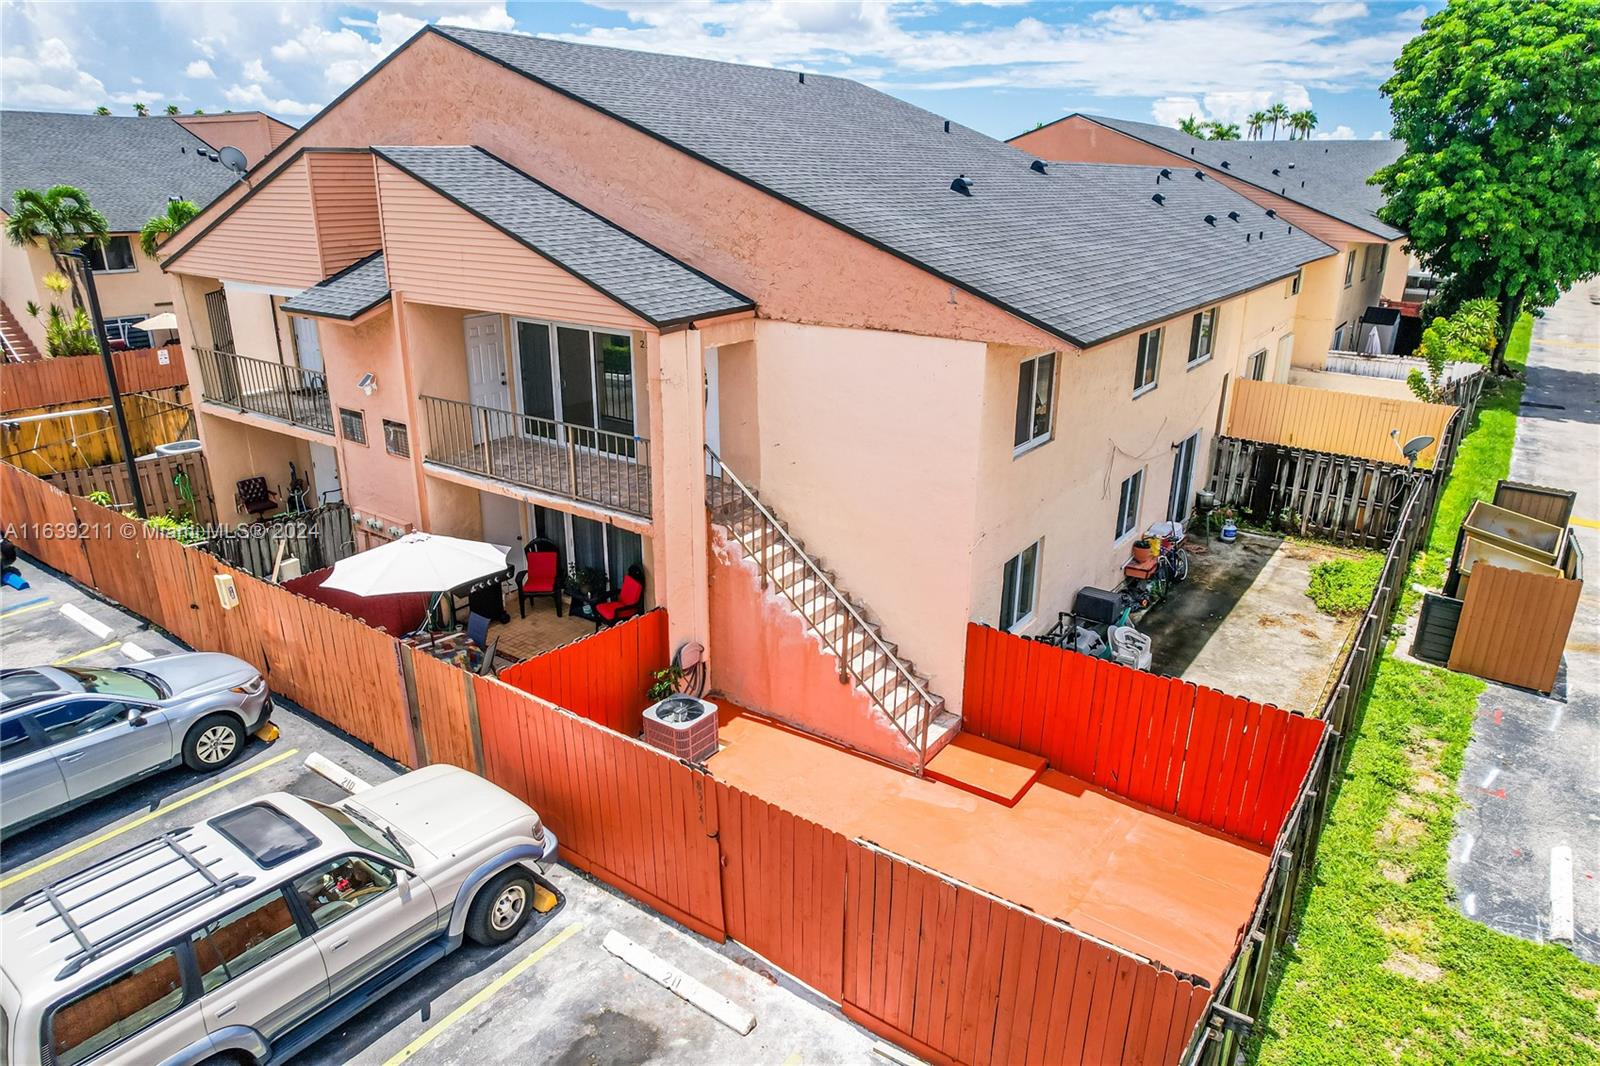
[{"left": 358, "top": 372, "right": 378, "bottom": 396}]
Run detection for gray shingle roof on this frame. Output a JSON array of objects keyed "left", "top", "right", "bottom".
[
  {"left": 0, "top": 111, "right": 240, "bottom": 233},
  {"left": 433, "top": 27, "right": 1333, "bottom": 346},
  {"left": 282, "top": 251, "right": 390, "bottom": 320},
  {"left": 372, "top": 145, "right": 753, "bottom": 328},
  {"left": 1075, "top": 116, "right": 1405, "bottom": 240}
]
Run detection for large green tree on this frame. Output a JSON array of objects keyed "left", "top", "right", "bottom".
[
  {"left": 4, "top": 185, "right": 109, "bottom": 310},
  {"left": 1374, "top": 0, "right": 1600, "bottom": 372}
]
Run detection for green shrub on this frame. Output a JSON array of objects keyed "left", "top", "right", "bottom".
[{"left": 1306, "top": 554, "right": 1385, "bottom": 615}]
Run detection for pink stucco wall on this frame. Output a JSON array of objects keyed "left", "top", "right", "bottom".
[{"left": 708, "top": 524, "right": 918, "bottom": 768}]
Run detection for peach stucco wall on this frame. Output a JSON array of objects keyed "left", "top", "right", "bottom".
[
  {"left": 720, "top": 319, "right": 986, "bottom": 710},
  {"left": 1, "top": 240, "right": 49, "bottom": 351},
  {"left": 176, "top": 113, "right": 287, "bottom": 169},
  {"left": 194, "top": 411, "right": 312, "bottom": 524},
  {"left": 173, "top": 156, "right": 323, "bottom": 289},
  {"left": 179, "top": 30, "right": 1058, "bottom": 350},
  {"left": 308, "top": 153, "right": 381, "bottom": 275},
  {"left": 709, "top": 525, "right": 918, "bottom": 767},
  {"left": 1, "top": 237, "right": 179, "bottom": 353},
  {"left": 972, "top": 279, "right": 1300, "bottom": 635},
  {"left": 1009, "top": 117, "right": 1179, "bottom": 167},
  {"left": 374, "top": 160, "right": 648, "bottom": 333}
]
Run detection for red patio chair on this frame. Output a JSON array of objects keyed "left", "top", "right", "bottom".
[
  {"left": 592, "top": 564, "right": 645, "bottom": 631},
  {"left": 518, "top": 538, "right": 563, "bottom": 617}
]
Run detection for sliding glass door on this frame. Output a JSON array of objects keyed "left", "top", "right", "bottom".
[
  {"left": 532, "top": 505, "right": 644, "bottom": 590},
  {"left": 514, "top": 320, "right": 636, "bottom": 456}
]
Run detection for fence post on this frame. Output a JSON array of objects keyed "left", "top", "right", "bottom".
[
  {"left": 463, "top": 670, "right": 486, "bottom": 775},
  {"left": 396, "top": 642, "right": 427, "bottom": 768}
]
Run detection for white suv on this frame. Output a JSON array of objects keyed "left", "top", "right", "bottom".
[{"left": 0, "top": 764, "right": 558, "bottom": 1066}]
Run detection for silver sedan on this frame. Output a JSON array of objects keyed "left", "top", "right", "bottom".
[{"left": 0, "top": 654, "right": 275, "bottom": 835}]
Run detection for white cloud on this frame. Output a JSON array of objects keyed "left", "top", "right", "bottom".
[
  {"left": 1313, "top": 125, "right": 1356, "bottom": 140},
  {"left": 185, "top": 59, "right": 215, "bottom": 78},
  {"left": 1151, "top": 96, "right": 1203, "bottom": 126},
  {"left": 1310, "top": 3, "right": 1368, "bottom": 24},
  {"left": 0, "top": 36, "right": 108, "bottom": 109},
  {"left": 221, "top": 82, "right": 322, "bottom": 116},
  {"left": 242, "top": 58, "right": 271, "bottom": 83}
]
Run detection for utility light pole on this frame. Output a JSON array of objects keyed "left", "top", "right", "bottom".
[{"left": 70, "top": 248, "right": 147, "bottom": 518}]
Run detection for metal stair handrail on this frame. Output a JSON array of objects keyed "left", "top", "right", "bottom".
[{"left": 705, "top": 446, "right": 937, "bottom": 766}]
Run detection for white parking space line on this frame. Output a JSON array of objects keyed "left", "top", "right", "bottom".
[
  {"left": 59, "top": 603, "right": 113, "bottom": 640},
  {"left": 1480, "top": 766, "right": 1500, "bottom": 789},
  {"left": 1551, "top": 845, "right": 1575, "bottom": 943},
  {"left": 1454, "top": 833, "right": 1476, "bottom": 865},
  {"left": 120, "top": 642, "right": 153, "bottom": 661}
]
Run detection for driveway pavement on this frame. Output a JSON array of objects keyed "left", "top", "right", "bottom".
[
  {"left": 1, "top": 553, "right": 879, "bottom": 1064},
  {"left": 1447, "top": 282, "right": 1600, "bottom": 963}
]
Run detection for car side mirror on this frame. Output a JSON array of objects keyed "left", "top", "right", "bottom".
[
  {"left": 397, "top": 868, "right": 413, "bottom": 899},
  {"left": 127, "top": 708, "right": 147, "bottom": 727}
]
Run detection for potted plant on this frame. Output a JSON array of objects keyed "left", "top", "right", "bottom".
[
  {"left": 566, "top": 564, "right": 609, "bottom": 605},
  {"left": 648, "top": 664, "right": 685, "bottom": 701}
]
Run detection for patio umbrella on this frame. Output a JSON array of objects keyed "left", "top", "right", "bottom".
[
  {"left": 133, "top": 312, "right": 179, "bottom": 332},
  {"left": 1361, "top": 324, "right": 1383, "bottom": 356},
  {"left": 321, "top": 532, "right": 512, "bottom": 597}
]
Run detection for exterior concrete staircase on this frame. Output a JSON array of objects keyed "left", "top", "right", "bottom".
[
  {"left": 0, "top": 301, "right": 43, "bottom": 362},
  {"left": 706, "top": 449, "right": 959, "bottom": 773}
]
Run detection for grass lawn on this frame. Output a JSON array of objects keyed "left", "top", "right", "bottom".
[
  {"left": 1306, "top": 554, "right": 1386, "bottom": 615},
  {"left": 1250, "top": 314, "right": 1600, "bottom": 1064}
]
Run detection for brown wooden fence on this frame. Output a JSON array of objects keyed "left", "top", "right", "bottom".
[
  {"left": 498, "top": 609, "right": 670, "bottom": 735},
  {"left": 1208, "top": 436, "right": 1419, "bottom": 547},
  {"left": 3, "top": 461, "right": 1222, "bottom": 1065},
  {"left": 1447, "top": 563, "right": 1582, "bottom": 694},
  {"left": 1, "top": 390, "right": 194, "bottom": 477},
  {"left": 43, "top": 452, "right": 217, "bottom": 524},
  {"left": 0, "top": 346, "right": 187, "bottom": 411},
  {"left": 1225, "top": 378, "right": 1455, "bottom": 468}
]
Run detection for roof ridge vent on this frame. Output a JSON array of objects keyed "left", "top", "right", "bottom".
[
  {"left": 1030, "top": 159, "right": 1047, "bottom": 174},
  {"left": 950, "top": 174, "right": 974, "bottom": 197},
  {"left": 1203, "top": 214, "right": 1217, "bottom": 227},
  {"left": 1152, "top": 192, "right": 1166, "bottom": 206}
]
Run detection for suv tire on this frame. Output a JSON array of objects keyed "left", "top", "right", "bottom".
[
  {"left": 465, "top": 868, "right": 535, "bottom": 946},
  {"left": 183, "top": 714, "right": 245, "bottom": 771}
]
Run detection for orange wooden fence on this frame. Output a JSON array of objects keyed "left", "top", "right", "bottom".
[
  {"left": 498, "top": 609, "right": 670, "bottom": 735},
  {"left": 961, "top": 624, "right": 1325, "bottom": 847},
  {"left": 3, "top": 462, "right": 1226, "bottom": 1064},
  {"left": 1225, "top": 378, "right": 1455, "bottom": 468},
  {"left": 1447, "top": 563, "right": 1583, "bottom": 694},
  {"left": 0, "top": 345, "right": 187, "bottom": 411}
]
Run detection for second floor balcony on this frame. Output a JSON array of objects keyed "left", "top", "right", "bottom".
[
  {"left": 195, "top": 347, "right": 334, "bottom": 434},
  {"left": 420, "top": 394, "right": 652, "bottom": 519}
]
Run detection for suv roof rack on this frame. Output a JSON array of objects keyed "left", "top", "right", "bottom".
[{"left": 16, "top": 828, "right": 252, "bottom": 979}]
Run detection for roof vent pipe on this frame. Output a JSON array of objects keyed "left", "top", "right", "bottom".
[
  {"left": 951, "top": 174, "right": 974, "bottom": 197},
  {"left": 944, "top": 119, "right": 950, "bottom": 133},
  {"left": 798, "top": 72, "right": 805, "bottom": 84},
  {"left": 1301, "top": 180, "right": 1306, "bottom": 187},
  {"left": 1203, "top": 214, "right": 1217, "bottom": 227},
  {"left": 1152, "top": 192, "right": 1166, "bottom": 206},
  {"left": 1029, "top": 159, "right": 1047, "bottom": 174},
  {"left": 1247, "top": 233, "right": 1252, "bottom": 242}
]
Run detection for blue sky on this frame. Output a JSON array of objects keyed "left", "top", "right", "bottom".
[{"left": 1, "top": 2, "right": 1438, "bottom": 141}]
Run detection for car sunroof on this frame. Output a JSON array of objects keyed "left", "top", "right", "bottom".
[{"left": 210, "top": 804, "right": 319, "bottom": 868}]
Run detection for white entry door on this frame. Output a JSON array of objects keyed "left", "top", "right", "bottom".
[
  {"left": 308, "top": 441, "right": 341, "bottom": 504},
  {"left": 1274, "top": 333, "right": 1295, "bottom": 382},
  {"left": 291, "top": 316, "right": 324, "bottom": 374},
  {"left": 465, "top": 315, "right": 510, "bottom": 437}
]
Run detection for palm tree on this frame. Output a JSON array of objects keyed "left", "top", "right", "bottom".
[
  {"left": 3, "top": 185, "right": 109, "bottom": 310},
  {"left": 1206, "top": 121, "right": 1242, "bottom": 141},
  {"left": 1289, "top": 109, "right": 1319, "bottom": 140},
  {"left": 1247, "top": 111, "right": 1269, "bottom": 140},
  {"left": 164, "top": 104, "right": 180, "bottom": 116},
  {"left": 1265, "top": 102, "right": 1290, "bottom": 140},
  {"left": 1176, "top": 114, "right": 1206, "bottom": 138},
  {"left": 139, "top": 199, "right": 200, "bottom": 257},
  {"left": 192, "top": 108, "right": 206, "bottom": 115},
  {"left": 133, "top": 102, "right": 148, "bottom": 117},
  {"left": 93, "top": 105, "right": 110, "bottom": 116}
]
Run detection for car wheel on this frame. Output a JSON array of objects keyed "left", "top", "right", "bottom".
[
  {"left": 183, "top": 714, "right": 245, "bottom": 771},
  {"left": 466, "top": 868, "right": 535, "bottom": 946}
]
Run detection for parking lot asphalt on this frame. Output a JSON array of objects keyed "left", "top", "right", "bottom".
[{"left": 1, "top": 553, "right": 880, "bottom": 1065}]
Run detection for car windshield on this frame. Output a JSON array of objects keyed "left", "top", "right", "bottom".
[
  {"left": 61, "top": 667, "right": 165, "bottom": 700},
  {"left": 211, "top": 805, "right": 320, "bottom": 868},
  {"left": 309, "top": 801, "right": 412, "bottom": 867}
]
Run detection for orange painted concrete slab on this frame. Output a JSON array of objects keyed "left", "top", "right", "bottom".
[
  {"left": 924, "top": 732, "right": 1047, "bottom": 806},
  {"left": 708, "top": 709, "right": 1268, "bottom": 984}
]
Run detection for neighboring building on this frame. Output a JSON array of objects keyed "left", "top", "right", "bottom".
[
  {"left": 160, "top": 27, "right": 1332, "bottom": 768},
  {"left": 0, "top": 110, "right": 292, "bottom": 359},
  {"left": 1010, "top": 114, "right": 1411, "bottom": 369}
]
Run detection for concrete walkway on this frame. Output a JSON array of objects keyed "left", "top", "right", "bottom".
[{"left": 1447, "top": 282, "right": 1600, "bottom": 963}]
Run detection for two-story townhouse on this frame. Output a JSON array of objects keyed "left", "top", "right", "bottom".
[
  {"left": 158, "top": 27, "right": 1334, "bottom": 769},
  {"left": 1009, "top": 114, "right": 1410, "bottom": 368},
  {"left": 0, "top": 110, "right": 293, "bottom": 360}
]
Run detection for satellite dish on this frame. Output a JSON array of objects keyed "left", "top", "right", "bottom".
[
  {"left": 1391, "top": 429, "right": 1435, "bottom": 467},
  {"left": 217, "top": 146, "right": 248, "bottom": 174}
]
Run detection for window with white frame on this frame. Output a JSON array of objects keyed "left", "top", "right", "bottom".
[
  {"left": 999, "top": 540, "right": 1040, "bottom": 632},
  {"left": 1246, "top": 349, "right": 1268, "bottom": 381},
  {"left": 1013, "top": 352, "right": 1056, "bottom": 452},
  {"left": 1188, "top": 308, "right": 1217, "bottom": 366},
  {"left": 1133, "top": 328, "right": 1161, "bottom": 396},
  {"left": 1115, "top": 469, "right": 1144, "bottom": 540},
  {"left": 85, "top": 235, "right": 135, "bottom": 273},
  {"left": 1332, "top": 322, "right": 1348, "bottom": 350},
  {"left": 1344, "top": 251, "right": 1356, "bottom": 288}
]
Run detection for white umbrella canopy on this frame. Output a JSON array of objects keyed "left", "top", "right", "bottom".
[
  {"left": 133, "top": 312, "right": 179, "bottom": 332},
  {"left": 321, "top": 532, "right": 512, "bottom": 597}
]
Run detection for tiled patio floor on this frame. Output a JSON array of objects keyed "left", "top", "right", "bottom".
[
  {"left": 429, "top": 434, "right": 651, "bottom": 517},
  {"left": 706, "top": 704, "right": 1269, "bottom": 984},
  {"left": 483, "top": 586, "right": 594, "bottom": 662}
]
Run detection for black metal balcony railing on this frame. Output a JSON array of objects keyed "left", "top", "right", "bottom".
[
  {"left": 195, "top": 346, "right": 334, "bottom": 434},
  {"left": 420, "top": 395, "right": 651, "bottom": 519}
]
